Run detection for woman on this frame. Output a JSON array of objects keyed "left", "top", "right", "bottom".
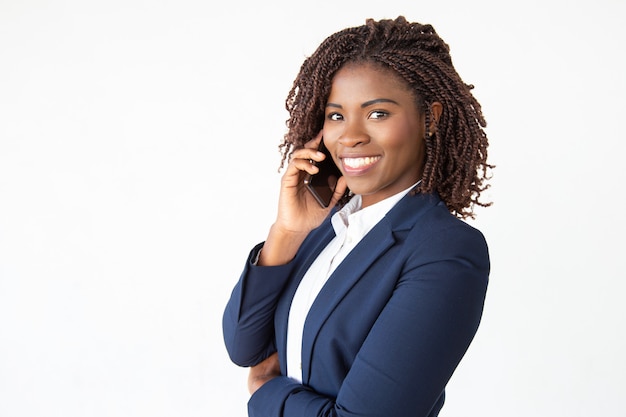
[{"left": 223, "top": 16, "right": 493, "bottom": 417}]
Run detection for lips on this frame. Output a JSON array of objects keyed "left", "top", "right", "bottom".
[{"left": 341, "top": 156, "right": 381, "bottom": 173}]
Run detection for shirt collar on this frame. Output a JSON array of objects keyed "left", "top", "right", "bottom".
[{"left": 331, "top": 181, "right": 421, "bottom": 235}]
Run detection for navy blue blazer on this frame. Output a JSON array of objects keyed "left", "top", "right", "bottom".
[{"left": 223, "top": 192, "right": 489, "bottom": 417}]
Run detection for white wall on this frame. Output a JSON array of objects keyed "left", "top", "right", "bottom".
[{"left": 1, "top": 1, "right": 624, "bottom": 416}]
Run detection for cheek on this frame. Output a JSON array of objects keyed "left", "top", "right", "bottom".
[
  {"left": 381, "top": 125, "right": 426, "bottom": 170},
  {"left": 380, "top": 122, "right": 421, "bottom": 150}
]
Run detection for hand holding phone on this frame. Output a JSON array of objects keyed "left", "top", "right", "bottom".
[{"left": 304, "top": 140, "right": 349, "bottom": 208}]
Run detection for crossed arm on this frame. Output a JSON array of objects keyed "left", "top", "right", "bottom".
[{"left": 223, "top": 223, "right": 489, "bottom": 417}]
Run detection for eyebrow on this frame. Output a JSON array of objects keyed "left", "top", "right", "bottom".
[{"left": 326, "top": 98, "right": 400, "bottom": 109}]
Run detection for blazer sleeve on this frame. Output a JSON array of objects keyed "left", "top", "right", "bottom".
[
  {"left": 247, "top": 221, "right": 490, "bottom": 417},
  {"left": 222, "top": 242, "right": 297, "bottom": 367}
]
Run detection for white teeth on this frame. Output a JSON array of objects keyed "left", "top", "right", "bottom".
[{"left": 343, "top": 156, "right": 380, "bottom": 168}]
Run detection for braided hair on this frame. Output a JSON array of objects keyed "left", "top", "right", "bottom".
[{"left": 279, "top": 16, "right": 493, "bottom": 218}]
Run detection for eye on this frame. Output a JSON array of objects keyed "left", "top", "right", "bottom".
[
  {"left": 327, "top": 112, "right": 343, "bottom": 121},
  {"left": 369, "top": 110, "right": 389, "bottom": 120}
]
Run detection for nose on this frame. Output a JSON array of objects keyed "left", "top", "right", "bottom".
[{"left": 338, "top": 120, "right": 370, "bottom": 148}]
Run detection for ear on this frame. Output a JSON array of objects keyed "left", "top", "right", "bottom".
[{"left": 429, "top": 102, "right": 443, "bottom": 132}]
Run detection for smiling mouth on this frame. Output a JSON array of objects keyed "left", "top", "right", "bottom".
[{"left": 342, "top": 156, "right": 381, "bottom": 171}]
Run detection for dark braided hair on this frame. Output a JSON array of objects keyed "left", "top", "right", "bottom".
[{"left": 279, "top": 16, "right": 493, "bottom": 218}]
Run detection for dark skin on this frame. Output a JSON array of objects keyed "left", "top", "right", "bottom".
[
  {"left": 323, "top": 63, "right": 442, "bottom": 208},
  {"left": 248, "top": 63, "right": 442, "bottom": 395},
  {"left": 248, "top": 352, "right": 280, "bottom": 395}
]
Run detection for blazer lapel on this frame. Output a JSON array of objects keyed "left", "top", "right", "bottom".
[
  {"left": 274, "top": 217, "right": 337, "bottom": 374},
  {"left": 299, "top": 192, "right": 442, "bottom": 383}
]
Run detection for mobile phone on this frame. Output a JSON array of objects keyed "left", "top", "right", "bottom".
[{"left": 304, "top": 140, "right": 347, "bottom": 208}]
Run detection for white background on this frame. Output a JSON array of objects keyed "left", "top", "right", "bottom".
[{"left": 1, "top": 1, "right": 624, "bottom": 416}]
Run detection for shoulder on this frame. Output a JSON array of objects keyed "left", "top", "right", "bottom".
[
  {"left": 390, "top": 192, "right": 485, "bottom": 238},
  {"left": 393, "top": 193, "right": 490, "bottom": 270}
]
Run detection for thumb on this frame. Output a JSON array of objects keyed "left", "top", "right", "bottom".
[{"left": 329, "top": 176, "right": 349, "bottom": 206}]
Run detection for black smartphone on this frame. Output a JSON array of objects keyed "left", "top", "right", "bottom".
[{"left": 304, "top": 140, "right": 347, "bottom": 208}]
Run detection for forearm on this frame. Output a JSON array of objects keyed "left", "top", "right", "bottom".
[
  {"left": 248, "top": 377, "right": 333, "bottom": 417},
  {"left": 222, "top": 243, "right": 296, "bottom": 366}
]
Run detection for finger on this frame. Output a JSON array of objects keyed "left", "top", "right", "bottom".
[
  {"left": 303, "top": 130, "right": 324, "bottom": 149},
  {"left": 289, "top": 157, "right": 319, "bottom": 176},
  {"left": 328, "top": 176, "right": 349, "bottom": 205},
  {"left": 291, "top": 147, "right": 325, "bottom": 165}
]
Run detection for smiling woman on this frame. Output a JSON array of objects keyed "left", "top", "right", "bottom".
[
  {"left": 223, "top": 16, "right": 493, "bottom": 417},
  {"left": 322, "top": 62, "right": 441, "bottom": 207}
]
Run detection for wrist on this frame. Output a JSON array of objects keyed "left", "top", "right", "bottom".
[{"left": 257, "top": 224, "right": 308, "bottom": 266}]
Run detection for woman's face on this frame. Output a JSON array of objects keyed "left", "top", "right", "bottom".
[{"left": 323, "top": 63, "right": 426, "bottom": 208}]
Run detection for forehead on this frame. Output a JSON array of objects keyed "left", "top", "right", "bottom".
[{"left": 328, "top": 62, "right": 418, "bottom": 103}]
